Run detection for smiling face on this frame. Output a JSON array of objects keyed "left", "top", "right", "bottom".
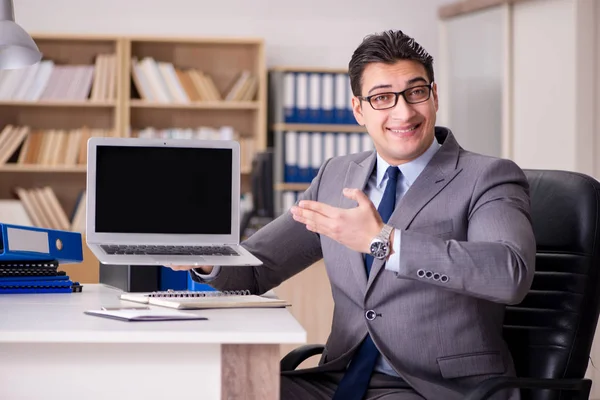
[{"left": 352, "top": 60, "right": 439, "bottom": 166}]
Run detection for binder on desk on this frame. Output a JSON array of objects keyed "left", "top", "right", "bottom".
[
  {"left": 0, "top": 278, "right": 73, "bottom": 288},
  {"left": 0, "top": 259, "right": 83, "bottom": 293},
  {"left": 0, "top": 285, "right": 80, "bottom": 294},
  {"left": 0, "top": 259, "right": 60, "bottom": 277},
  {"left": 0, "top": 276, "right": 82, "bottom": 293},
  {"left": 0, "top": 223, "right": 83, "bottom": 263}
]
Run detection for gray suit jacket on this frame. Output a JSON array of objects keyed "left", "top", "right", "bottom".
[{"left": 193, "top": 127, "right": 536, "bottom": 400}]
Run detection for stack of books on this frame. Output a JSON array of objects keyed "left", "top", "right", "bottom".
[{"left": 0, "top": 223, "right": 84, "bottom": 294}]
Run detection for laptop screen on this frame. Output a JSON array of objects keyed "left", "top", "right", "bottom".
[{"left": 94, "top": 145, "right": 233, "bottom": 235}]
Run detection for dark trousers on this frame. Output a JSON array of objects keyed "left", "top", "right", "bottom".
[{"left": 281, "top": 371, "right": 424, "bottom": 400}]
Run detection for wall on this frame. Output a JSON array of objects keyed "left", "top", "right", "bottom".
[
  {"left": 511, "top": 0, "right": 576, "bottom": 171},
  {"left": 511, "top": 0, "right": 597, "bottom": 177},
  {"left": 15, "top": 0, "right": 454, "bottom": 69},
  {"left": 441, "top": 6, "right": 505, "bottom": 158}
]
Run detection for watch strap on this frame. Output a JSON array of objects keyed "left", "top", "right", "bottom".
[{"left": 379, "top": 224, "right": 393, "bottom": 241}]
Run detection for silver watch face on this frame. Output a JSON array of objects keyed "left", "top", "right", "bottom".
[{"left": 370, "top": 240, "right": 389, "bottom": 259}]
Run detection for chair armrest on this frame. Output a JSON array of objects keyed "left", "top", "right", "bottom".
[
  {"left": 464, "top": 376, "right": 592, "bottom": 400},
  {"left": 280, "top": 344, "right": 325, "bottom": 371}
]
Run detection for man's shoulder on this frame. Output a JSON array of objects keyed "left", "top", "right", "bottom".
[
  {"left": 459, "top": 148, "right": 524, "bottom": 174},
  {"left": 457, "top": 148, "right": 528, "bottom": 189}
]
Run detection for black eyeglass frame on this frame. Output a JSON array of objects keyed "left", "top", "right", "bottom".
[{"left": 357, "top": 82, "right": 434, "bottom": 110}]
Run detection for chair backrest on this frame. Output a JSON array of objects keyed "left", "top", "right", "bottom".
[{"left": 503, "top": 170, "right": 600, "bottom": 399}]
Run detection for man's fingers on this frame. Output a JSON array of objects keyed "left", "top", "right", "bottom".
[
  {"left": 168, "top": 264, "right": 193, "bottom": 271},
  {"left": 293, "top": 212, "right": 337, "bottom": 239},
  {"left": 298, "top": 200, "right": 339, "bottom": 217},
  {"left": 292, "top": 208, "right": 333, "bottom": 229},
  {"left": 343, "top": 188, "right": 372, "bottom": 208}
]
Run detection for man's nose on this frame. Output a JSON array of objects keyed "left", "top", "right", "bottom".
[{"left": 389, "top": 96, "right": 417, "bottom": 121}]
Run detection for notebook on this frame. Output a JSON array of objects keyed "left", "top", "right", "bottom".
[
  {"left": 119, "top": 290, "right": 290, "bottom": 310},
  {"left": 84, "top": 308, "right": 208, "bottom": 322},
  {"left": 85, "top": 137, "right": 263, "bottom": 267}
]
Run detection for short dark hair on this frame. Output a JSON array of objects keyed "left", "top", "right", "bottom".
[{"left": 348, "top": 30, "right": 434, "bottom": 96}]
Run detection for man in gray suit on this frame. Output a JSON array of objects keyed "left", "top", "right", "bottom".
[{"left": 174, "top": 29, "right": 536, "bottom": 400}]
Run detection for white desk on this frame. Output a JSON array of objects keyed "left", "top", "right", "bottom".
[{"left": 0, "top": 284, "right": 306, "bottom": 400}]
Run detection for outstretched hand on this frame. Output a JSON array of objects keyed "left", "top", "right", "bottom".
[
  {"left": 290, "top": 188, "right": 383, "bottom": 253},
  {"left": 168, "top": 264, "right": 213, "bottom": 274}
]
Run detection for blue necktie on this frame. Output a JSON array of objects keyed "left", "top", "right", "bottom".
[{"left": 332, "top": 166, "right": 401, "bottom": 400}]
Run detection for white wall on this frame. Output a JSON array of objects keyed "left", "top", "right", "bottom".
[
  {"left": 511, "top": 0, "right": 577, "bottom": 172},
  {"left": 442, "top": 6, "right": 505, "bottom": 158},
  {"left": 14, "top": 0, "right": 454, "bottom": 69}
]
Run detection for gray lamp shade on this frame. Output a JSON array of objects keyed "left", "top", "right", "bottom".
[{"left": 0, "top": 0, "right": 42, "bottom": 70}]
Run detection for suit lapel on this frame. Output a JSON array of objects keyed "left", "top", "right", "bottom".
[
  {"left": 339, "top": 151, "right": 377, "bottom": 292},
  {"left": 366, "top": 130, "right": 463, "bottom": 292}
]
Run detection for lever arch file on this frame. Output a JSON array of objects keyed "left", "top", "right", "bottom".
[{"left": 0, "top": 223, "right": 83, "bottom": 263}]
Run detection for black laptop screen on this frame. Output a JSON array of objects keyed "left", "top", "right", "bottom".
[{"left": 94, "top": 145, "right": 233, "bottom": 234}]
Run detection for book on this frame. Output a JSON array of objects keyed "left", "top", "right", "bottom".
[
  {"left": 84, "top": 308, "right": 208, "bottom": 322},
  {"left": 120, "top": 289, "right": 290, "bottom": 310}
]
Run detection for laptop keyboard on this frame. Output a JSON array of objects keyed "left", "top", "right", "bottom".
[{"left": 100, "top": 245, "right": 239, "bottom": 256}]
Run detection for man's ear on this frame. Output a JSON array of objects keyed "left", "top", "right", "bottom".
[
  {"left": 352, "top": 96, "right": 365, "bottom": 125},
  {"left": 432, "top": 82, "right": 439, "bottom": 112}
]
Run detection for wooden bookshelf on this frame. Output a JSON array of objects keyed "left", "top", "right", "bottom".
[
  {"left": 272, "top": 123, "right": 365, "bottom": 133},
  {"left": 0, "top": 34, "right": 268, "bottom": 282},
  {"left": 0, "top": 33, "right": 267, "bottom": 201},
  {"left": 123, "top": 36, "right": 267, "bottom": 193},
  {"left": 269, "top": 64, "right": 355, "bottom": 367},
  {"left": 0, "top": 33, "right": 122, "bottom": 213},
  {"left": 275, "top": 183, "right": 310, "bottom": 191},
  {"left": 270, "top": 66, "right": 348, "bottom": 74},
  {"left": 0, "top": 100, "right": 116, "bottom": 107},
  {"left": 129, "top": 100, "right": 260, "bottom": 110},
  {"left": 0, "top": 165, "right": 86, "bottom": 173}
]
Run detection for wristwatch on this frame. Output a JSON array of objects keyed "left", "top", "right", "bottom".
[{"left": 369, "top": 224, "right": 394, "bottom": 260}]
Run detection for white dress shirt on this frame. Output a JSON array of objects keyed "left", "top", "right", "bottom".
[{"left": 194, "top": 137, "right": 441, "bottom": 376}]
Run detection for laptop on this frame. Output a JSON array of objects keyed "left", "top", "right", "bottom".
[{"left": 85, "top": 137, "right": 263, "bottom": 267}]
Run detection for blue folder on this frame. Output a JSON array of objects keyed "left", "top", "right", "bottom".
[
  {"left": 0, "top": 223, "right": 83, "bottom": 263},
  {"left": 0, "top": 275, "right": 70, "bottom": 282},
  {"left": 0, "top": 287, "right": 75, "bottom": 294},
  {"left": 0, "top": 278, "right": 73, "bottom": 287}
]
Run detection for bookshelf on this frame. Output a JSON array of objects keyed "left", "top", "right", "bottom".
[
  {"left": 124, "top": 36, "right": 267, "bottom": 180},
  {"left": 0, "top": 33, "right": 122, "bottom": 218},
  {"left": 268, "top": 66, "right": 370, "bottom": 216},
  {"left": 0, "top": 34, "right": 267, "bottom": 282},
  {"left": 268, "top": 66, "right": 371, "bottom": 367}
]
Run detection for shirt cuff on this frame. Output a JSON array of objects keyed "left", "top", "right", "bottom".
[
  {"left": 191, "top": 265, "right": 221, "bottom": 282},
  {"left": 385, "top": 229, "right": 401, "bottom": 274}
]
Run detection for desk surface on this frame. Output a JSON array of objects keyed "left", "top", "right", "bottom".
[{"left": 0, "top": 284, "right": 306, "bottom": 344}]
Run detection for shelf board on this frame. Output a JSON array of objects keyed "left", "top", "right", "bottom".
[
  {"left": 275, "top": 183, "right": 310, "bottom": 191},
  {"left": 31, "top": 33, "right": 120, "bottom": 41},
  {"left": 272, "top": 123, "right": 365, "bottom": 133},
  {"left": 0, "top": 165, "right": 249, "bottom": 174},
  {"left": 0, "top": 165, "right": 87, "bottom": 173},
  {"left": 129, "top": 100, "right": 260, "bottom": 110},
  {"left": 270, "top": 66, "right": 348, "bottom": 74},
  {"left": 0, "top": 100, "right": 116, "bottom": 107},
  {"left": 127, "top": 36, "right": 263, "bottom": 45}
]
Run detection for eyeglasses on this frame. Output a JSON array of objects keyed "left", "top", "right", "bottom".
[{"left": 358, "top": 82, "right": 433, "bottom": 110}]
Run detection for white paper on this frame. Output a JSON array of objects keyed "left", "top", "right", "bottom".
[{"left": 84, "top": 308, "right": 207, "bottom": 322}]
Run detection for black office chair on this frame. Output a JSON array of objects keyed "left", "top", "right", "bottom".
[{"left": 280, "top": 169, "right": 600, "bottom": 400}]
